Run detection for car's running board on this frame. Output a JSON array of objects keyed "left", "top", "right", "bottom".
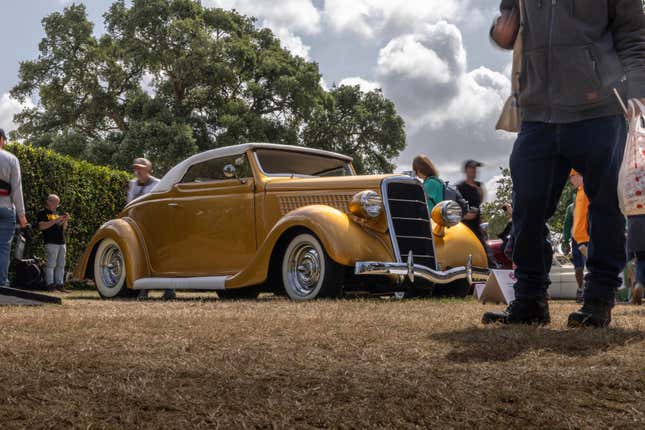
[{"left": 133, "top": 276, "right": 228, "bottom": 290}]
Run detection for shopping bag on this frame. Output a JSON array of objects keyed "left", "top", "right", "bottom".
[{"left": 617, "top": 99, "right": 645, "bottom": 216}]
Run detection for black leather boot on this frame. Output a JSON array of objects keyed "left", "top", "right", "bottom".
[
  {"left": 567, "top": 300, "right": 612, "bottom": 328},
  {"left": 482, "top": 298, "right": 551, "bottom": 325}
]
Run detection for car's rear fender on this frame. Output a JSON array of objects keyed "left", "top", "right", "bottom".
[
  {"left": 73, "top": 218, "right": 150, "bottom": 289},
  {"left": 226, "top": 205, "right": 394, "bottom": 289}
]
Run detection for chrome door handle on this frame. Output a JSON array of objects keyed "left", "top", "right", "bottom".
[{"left": 168, "top": 203, "right": 180, "bottom": 208}]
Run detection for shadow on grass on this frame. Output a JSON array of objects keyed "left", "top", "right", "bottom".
[
  {"left": 613, "top": 307, "right": 645, "bottom": 317},
  {"left": 63, "top": 294, "right": 284, "bottom": 303},
  {"left": 430, "top": 326, "right": 645, "bottom": 363}
]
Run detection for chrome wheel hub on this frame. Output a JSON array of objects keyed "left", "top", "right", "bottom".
[
  {"left": 99, "top": 245, "right": 124, "bottom": 289},
  {"left": 287, "top": 243, "right": 322, "bottom": 297}
]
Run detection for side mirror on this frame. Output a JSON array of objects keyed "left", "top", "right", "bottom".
[{"left": 223, "top": 164, "right": 237, "bottom": 179}]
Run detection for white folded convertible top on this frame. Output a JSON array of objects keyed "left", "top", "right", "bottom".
[{"left": 153, "top": 143, "right": 352, "bottom": 193}]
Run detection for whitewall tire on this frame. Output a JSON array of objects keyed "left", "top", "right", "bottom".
[
  {"left": 281, "top": 233, "right": 344, "bottom": 301},
  {"left": 94, "top": 239, "right": 132, "bottom": 299}
]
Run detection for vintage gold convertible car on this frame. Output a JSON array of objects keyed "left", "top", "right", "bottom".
[{"left": 74, "top": 143, "right": 489, "bottom": 301}]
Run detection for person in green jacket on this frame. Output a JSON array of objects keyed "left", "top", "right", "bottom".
[{"left": 412, "top": 155, "right": 443, "bottom": 212}]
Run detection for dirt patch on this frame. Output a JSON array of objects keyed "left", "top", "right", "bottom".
[{"left": 0, "top": 292, "right": 643, "bottom": 429}]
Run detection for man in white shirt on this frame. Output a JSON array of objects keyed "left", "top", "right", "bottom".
[
  {"left": 0, "top": 129, "right": 28, "bottom": 287},
  {"left": 126, "top": 157, "right": 160, "bottom": 204},
  {"left": 126, "top": 157, "right": 174, "bottom": 300}
]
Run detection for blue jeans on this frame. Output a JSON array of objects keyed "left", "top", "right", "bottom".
[
  {"left": 510, "top": 116, "right": 627, "bottom": 304},
  {"left": 0, "top": 207, "right": 15, "bottom": 287},
  {"left": 45, "top": 244, "right": 67, "bottom": 285}
]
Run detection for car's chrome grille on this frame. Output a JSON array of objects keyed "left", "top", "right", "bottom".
[{"left": 383, "top": 179, "right": 436, "bottom": 269}]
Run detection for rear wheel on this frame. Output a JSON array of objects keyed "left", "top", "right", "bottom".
[
  {"left": 94, "top": 239, "right": 137, "bottom": 299},
  {"left": 281, "top": 233, "right": 344, "bottom": 301},
  {"left": 432, "top": 279, "right": 472, "bottom": 298}
]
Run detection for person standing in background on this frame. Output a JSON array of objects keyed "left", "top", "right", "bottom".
[
  {"left": 127, "top": 157, "right": 160, "bottom": 204},
  {"left": 457, "top": 160, "right": 495, "bottom": 267},
  {"left": 562, "top": 171, "right": 590, "bottom": 303},
  {"left": 0, "top": 129, "right": 27, "bottom": 288},
  {"left": 569, "top": 171, "right": 590, "bottom": 258},
  {"left": 37, "top": 194, "right": 69, "bottom": 293},
  {"left": 126, "top": 157, "right": 174, "bottom": 300},
  {"left": 412, "top": 155, "right": 444, "bottom": 211},
  {"left": 628, "top": 216, "right": 644, "bottom": 305}
]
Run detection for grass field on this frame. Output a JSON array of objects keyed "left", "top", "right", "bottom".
[{"left": 0, "top": 291, "right": 644, "bottom": 429}]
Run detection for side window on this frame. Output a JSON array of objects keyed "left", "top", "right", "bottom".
[{"left": 181, "top": 155, "right": 252, "bottom": 183}]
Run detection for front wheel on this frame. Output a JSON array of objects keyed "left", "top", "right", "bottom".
[
  {"left": 281, "top": 233, "right": 344, "bottom": 301},
  {"left": 94, "top": 239, "right": 137, "bottom": 299}
]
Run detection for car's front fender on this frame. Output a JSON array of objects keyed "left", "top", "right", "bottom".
[
  {"left": 72, "top": 218, "right": 149, "bottom": 288},
  {"left": 433, "top": 222, "right": 488, "bottom": 270},
  {"left": 226, "top": 205, "right": 394, "bottom": 289}
]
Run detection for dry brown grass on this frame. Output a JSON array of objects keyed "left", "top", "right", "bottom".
[{"left": 0, "top": 292, "right": 644, "bottom": 429}]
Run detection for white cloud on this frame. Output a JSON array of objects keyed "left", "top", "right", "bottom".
[
  {"left": 323, "top": 0, "right": 493, "bottom": 39},
  {"left": 272, "top": 27, "right": 311, "bottom": 60},
  {"left": 338, "top": 77, "right": 380, "bottom": 92},
  {"left": 206, "top": 0, "right": 321, "bottom": 34},
  {"left": 205, "top": 0, "right": 319, "bottom": 59},
  {"left": 0, "top": 94, "right": 33, "bottom": 136},
  {"left": 376, "top": 21, "right": 513, "bottom": 183}
]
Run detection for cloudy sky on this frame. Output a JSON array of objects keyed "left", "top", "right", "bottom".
[{"left": 0, "top": 0, "right": 514, "bottom": 194}]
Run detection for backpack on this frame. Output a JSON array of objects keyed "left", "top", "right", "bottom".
[
  {"left": 442, "top": 181, "right": 470, "bottom": 215},
  {"left": 11, "top": 228, "right": 47, "bottom": 291}
]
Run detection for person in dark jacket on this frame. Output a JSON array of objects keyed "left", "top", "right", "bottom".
[
  {"left": 628, "top": 216, "right": 644, "bottom": 305},
  {"left": 458, "top": 160, "right": 497, "bottom": 267},
  {"left": 484, "top": 0, "right": 645, "bottom": 328}
]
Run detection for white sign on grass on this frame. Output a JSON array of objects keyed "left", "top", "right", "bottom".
[{"left": 478, "top": 270, "right": 516, "bottom": 305}]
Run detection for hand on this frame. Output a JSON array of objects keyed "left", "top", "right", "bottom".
[
  {"left": 18, "top": 215, "right": 28, "bottom": 229},
  {"left": 578, "top": 243, "right": 589, "bottom": 258},
  {"left": 491, "top": 7, "right": 520, "bottom": 50},
  {"left": 562, "top": 243, "right": 571, "bottom": 255}
]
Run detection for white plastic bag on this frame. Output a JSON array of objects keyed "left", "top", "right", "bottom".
[{"left": 618, "top": 99, "right": 645, "bottom": 216}]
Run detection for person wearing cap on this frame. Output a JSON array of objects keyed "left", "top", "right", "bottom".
[
  {"left": 126, "top": 157, "right": 161, "bottom": 204},
  {"left": 485, "top": 0, "right": 645, "bottom": 328},
  {"left": 0, "top": 129, "right": 28, "bottom": 287},
  {"left": 457, "top": 160, "right": 495, "bottom": 267},
  {"left": 126, "top": 157, "right": 174, "bottom": 300}
]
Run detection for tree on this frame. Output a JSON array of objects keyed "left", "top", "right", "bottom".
[
  {"left": 303, "top": 85, "right": 405, "bottom": 174},
  {"left": 481, "top": 168, "right": 513, "bottom": 238},
  {"left": 11, "top": 1, "right": 406, "bottom": 174}
]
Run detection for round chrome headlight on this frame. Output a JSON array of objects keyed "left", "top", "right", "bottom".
[
  {"left": 349, "top": 190, "right": 383, "bottom": 219},
  {"left": 431, "top": 201, "right": 462, "bottom": 227}
]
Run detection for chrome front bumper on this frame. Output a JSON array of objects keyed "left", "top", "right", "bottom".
[{"left": 354, "top": 252, "right": 489, "bottom": 285}]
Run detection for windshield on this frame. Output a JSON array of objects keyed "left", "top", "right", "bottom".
[{"left": 254, "top": 149, "right": 354, "bottom": 177}]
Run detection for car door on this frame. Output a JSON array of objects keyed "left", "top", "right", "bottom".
[
  {"left": 129, "top": 192, "right": 182, "bottom": 276},
  {"left": 163, "top": 154, "right": 257, "bottom": 276}
]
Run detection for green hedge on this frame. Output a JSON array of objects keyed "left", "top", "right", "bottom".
[{"left": 7, "top": 144, "right": 130, "bottom": 268}]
